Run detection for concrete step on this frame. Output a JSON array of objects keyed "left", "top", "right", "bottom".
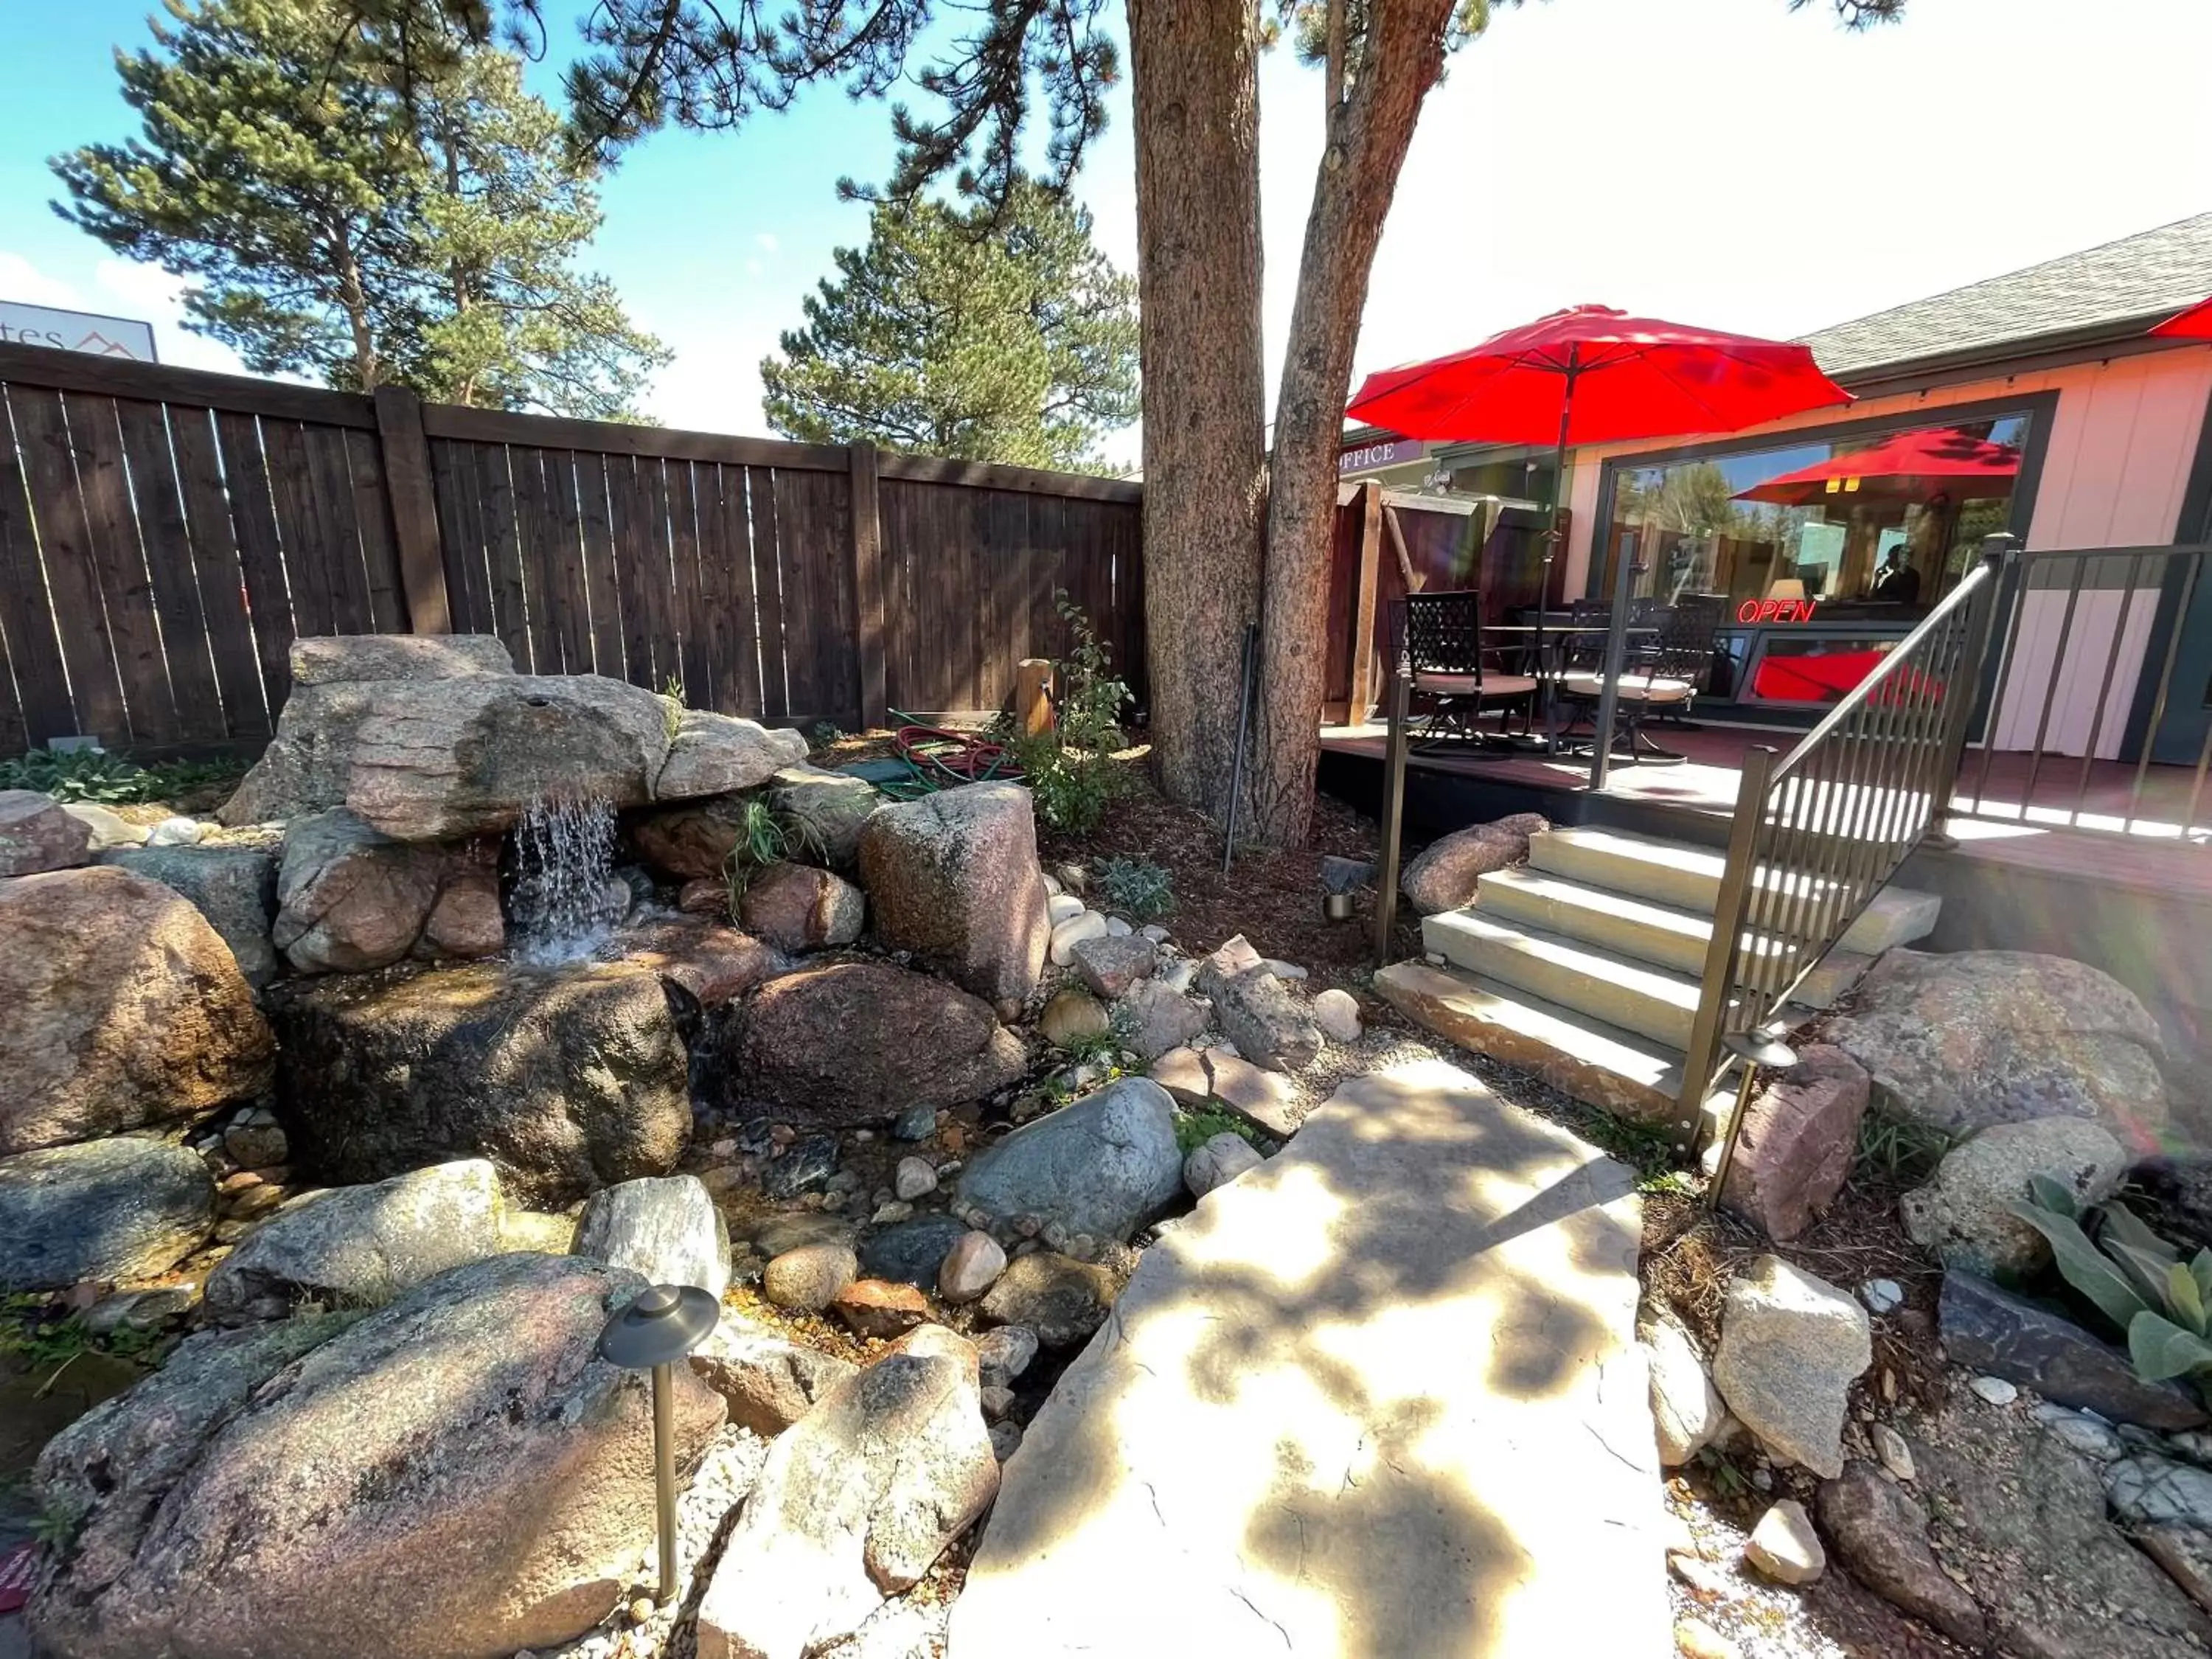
[
  {"left": 1424, "top": 909, "right": 1710, "bottom": 1051},
  {"left": 1374, "top": 959, "right": 1690, "bottom": 1134},
  {"left": 1477, "top": 866, "right": 1712, "bottom": 977},
  {"left": 1528, "top": 826, "right": 1728, "bottom": 914}
]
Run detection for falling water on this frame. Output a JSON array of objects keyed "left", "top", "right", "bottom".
[{"left": 507, "top": 796, "right": 621, "bottom": 967}]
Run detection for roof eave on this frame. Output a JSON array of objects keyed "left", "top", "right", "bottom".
[{"left": 1825, "top": 310, "right": 2198, "bottom": 397}]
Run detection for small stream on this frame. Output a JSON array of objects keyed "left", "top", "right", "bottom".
[{"left": 505, "top": 797, "right": 621, "bottom": 967}]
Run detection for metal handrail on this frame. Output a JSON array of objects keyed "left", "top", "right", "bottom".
[{"left": 1676, "top": 533, "right": 2017, "bottom": 1150}]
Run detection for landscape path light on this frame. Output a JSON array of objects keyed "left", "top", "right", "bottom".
[
  {"left": 597, "top": 1283, "right": 720, "bottom": 1606},
  {"left": 1706, "top": 1025, "right": 1801, "bottom": 1209}
]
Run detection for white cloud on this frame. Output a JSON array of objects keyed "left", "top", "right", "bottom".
[
  {"left": 754, "top": 232, "right": 780, "bottom": 257},
  {"left": 0, "top": 246, "right": 248, "bottom": 375}
]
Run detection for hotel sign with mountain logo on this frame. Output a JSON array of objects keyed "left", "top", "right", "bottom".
[{"left": 0, "top": 302, "right": 158, "bottom": 363}]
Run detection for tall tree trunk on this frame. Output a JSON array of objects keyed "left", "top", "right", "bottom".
[
  {"left": 332, "top": 232, "right": 380, "bottom": 391},
  {"left": 1244, "top": 0, "right": 1457, "bottom": 844},
  {"left": 1127, "top": 0, "right": 1267, "bottom": 818}
]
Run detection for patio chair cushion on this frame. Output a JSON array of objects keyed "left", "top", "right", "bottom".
[
  {"left": 1414, "top": 672, "right": 1540, "bottom": 698},
  {"left": 1559, "top": 671, "right": 1694, "bottom": 703}
]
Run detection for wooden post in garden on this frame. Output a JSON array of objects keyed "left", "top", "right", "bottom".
[
  {"left": 372, "top": 386, "right": 452, "bottom": 636},
  {"left": 1015, "top": 658, "right": 1055, "bottom": 737},
  {"left": 848, "top": 442, "right": 888, "bottom": 731},
  {"left": 1349, "top": 480, "right": 1385, "bottom": 720}
]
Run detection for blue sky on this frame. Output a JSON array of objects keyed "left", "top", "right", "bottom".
[{"left": 5, "top": 0, "right": 2211, "bottom": 469}]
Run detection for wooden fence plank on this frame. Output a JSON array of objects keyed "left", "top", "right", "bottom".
[
  {"left": 0, "top": 391, "right": 76, "bottom": 744},
  {"left": 540, "top": 451, "right": 597, "bottom": 676},
  {"left": 10, "top": 389, "right": 130, "bottom": 743},
  {"left": 471, "top": 442, "right": 532, "bottom": 668},
  {"left": 213, "top": 410, "right": 296, "bottom": 711},
  {"left": 689, "top": 463, "right": 735, "bottom": 714},
  {"left": 371, "top": 386, "right": 451, "bottom": 633},
  {"left": 712, "top": 464, "right": 764, "bottom": 717},
  {"left": 507, "top": 446, "right": 570, "bottom": 673},
  {"left": 422, "top": 402, "right": 850, "bottom": 472},
  {"left": 849, "top": 445, "right": 887, "bottom": 729},
  {"left": 259, "top": 422, "right": 335, "bottom": 639},
  {"left": 666, "top": 460, "right": 714, "bottom": 711},
  {"left": 633, "top": 458, "right": 678, "bottom": 695},
  {"left": 115, "top": 397, "right": 223, "bottom": 735},
  {"left": 572, "top": 453, "right": 625, "bottom": 676},
  {"left": 341, "top": 428, "right": 405, "bottom": 632},
  {"left": 167, "top": 407, "right": 271, "bottom": 737},
  {"left": 1349, "top": 481, "right": 1383, "bottom": 719},
  {"left": 0, "top": 597, "right": 22, "bottom": 755},
  {"left": 70, "top": 394, "right": 179, "bottom": 743},
  {"left": 606, "top": 455, "right": 659, "bottom": 691},
  {"left": 745, "top": 465, "right": 788, "bottom": 720},
  {"left": 428, "top": 438, "right": 493, "bottom": 638},
  {"left": 0, "top": 342, "right": 375, "bottom": 428}
]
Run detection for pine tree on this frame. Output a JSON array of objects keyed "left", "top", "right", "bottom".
[
  {"left": 761, "top": 184, "right": 1138, "bottom": 470},
  {"left": 52, "top": 0, "right": 665, "bottom": 418}
]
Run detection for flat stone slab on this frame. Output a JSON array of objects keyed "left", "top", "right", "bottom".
[
  {"left": 1149, "top": 1045, "right": 1299, "bottom": 1137},
  {"left": 947, "top": 1057, "right": 1669, "bottom": 1659}
]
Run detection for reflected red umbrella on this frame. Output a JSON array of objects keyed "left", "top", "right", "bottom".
[
  {"left": 1733, "top": 425, "right": 2020, "bottom": 507},
  {"left": 1347, "top": 306, "right": 1850, "bottom": 664},
  {"left": 2153, "top": 296, "right": 2212, "bottom": 339}
]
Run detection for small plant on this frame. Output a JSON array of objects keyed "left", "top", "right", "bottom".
[
  {"left": 1009, "top": 591, "right": 1131, "bottom": 832},
  {"left": 810, "top": 720, "right": 845, "bottom": 747},
  {"left": 1174, "top": 1104, "right": 1263, "bottom": 1155},
  {"left": 1854, "top": 1110, "right": 1958, "bottom": 1184},
  {"left": 720, "top": 797, "right": 830, "bottom": 902},
  {"left": 2010, "top": 1176, "right": 2212, "bottom": 1397},
  {"left": 1093, "top": 855, "right": 1175, "bottom": 922},
  {"left": 1694, "top": 1443, "right": 1750, "bottom": 1499},
  {"left": 0, "top": 747, "right": 241, "bottom": 805},
  {"left": 1054, "top": 1028, "right": 1127, "bottom": 1068},
  {"left": 659, "top": 675, "right": 687, "bottom": 742}
]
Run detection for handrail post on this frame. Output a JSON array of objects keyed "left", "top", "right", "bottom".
[
  {"left": 1587, "top": 535, "right": 1642, "bottom": 789},
  {"left": 1927, "top": 532, "right": 2017, "bottom": 847},
  {"left": 1371, "top": 619, "right": 1413, "bottom": 967},
  {"left": 1677, "top": 744, "right": 1774, "bottom": 1152}
]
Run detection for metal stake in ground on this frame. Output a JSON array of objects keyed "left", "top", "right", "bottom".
[
  {"left": 1222, "top": 621, "right": 1260, "bottom": 875},
  {"left": 597, "top": 1283, "right": 721, "bottom": 1604}
]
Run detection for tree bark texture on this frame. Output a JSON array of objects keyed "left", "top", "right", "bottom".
[
  {"left": 1127, "top": 0, "right": 1268, "bottom": 818},
  {"left": 1245, "top": 0, "right": 1458, "bottom": 844}
]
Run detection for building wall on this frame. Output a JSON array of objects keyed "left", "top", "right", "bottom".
[{"left": 1561, "top": 342, "right": 2212, "bottom": 755}]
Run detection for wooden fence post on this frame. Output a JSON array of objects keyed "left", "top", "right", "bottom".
[
  {"left": 1348, "top": 480, "right": 1385, "bottom": 720},
  {"left": 848, "top": 442, "right": 888, "bottom": 731},
  {"left": 373, "top": 386, "right": 452, "bottom": 636}
]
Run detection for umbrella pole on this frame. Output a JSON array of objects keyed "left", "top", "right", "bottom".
[{"left": 1534, "top": 351, "right": 1578, "bottom": 745}]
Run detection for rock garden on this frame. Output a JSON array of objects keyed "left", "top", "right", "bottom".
[{"left": 5, "top": 632, "right": 2212, "bottom": 1659}]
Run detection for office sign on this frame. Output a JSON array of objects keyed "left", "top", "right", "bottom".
[
  {"left": 0, "top": 302, "right": 158, "bottom": 362},
  {"left": 1338, "top": 437, "right": 1426, "bottom": 475}
]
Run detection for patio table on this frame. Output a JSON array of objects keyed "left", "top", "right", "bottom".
[{"left": 1481, "top": 624, "right": 1658, "bottom": 758}]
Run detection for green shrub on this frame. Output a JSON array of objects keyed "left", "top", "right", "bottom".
[
  {"left": 2010, "top": 1176, "right": 2212, "bottom": 1396},
  {"left": 1010, "top": 591, "right": 1130, "bottom": 832},
  {"left": 0, "top": 746, "right": 240, "bottom": 805},
  {"left": 1174, "top": 1105, "right": 1262, "bottom": 1156},
  {"left": 1094, "top": 855, "right": 1175, "bottom": 921},
  {"left": 721, "top": 796, "right": 830, "bottom": 902}
]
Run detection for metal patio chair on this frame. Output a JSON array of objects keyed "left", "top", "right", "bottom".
[
  {"left": 1555, "top": 593, "right": 1725, "bottom": 764},
  {"left": 1400, "top": 590, "right": 1540, "bottom": 751}
]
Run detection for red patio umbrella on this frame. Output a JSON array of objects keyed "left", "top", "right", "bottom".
[
  {"left": 1346, "top": 305, "right": 1851, "bottom": 692},
  {"left": 1733, "top": 425, "right": 2020, "bottom": 507},
  {"left": 2153, "top": 296, "right": 2212, "bottom": 339}
]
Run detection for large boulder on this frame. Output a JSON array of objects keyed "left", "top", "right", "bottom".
[
  {"left": 1399, "top": 813, "right": 1547, "bottom": 915},
  {"left": 27, "top": 1253, "right": 725, "bottom": 1659},
  {"left": 1900, "top": 1117, "right": 2126, "bottom": 1276},
  {"left": 628, "top": 793, "right": 755, "bottom": 882},
  {"left": 1826, "top": 948, "right": 2171, "bottom": 1148},
  {"left": 695, "top": 1329, "right": 998, "bottom": 1659},
  {"left": 97, "top": 844, "right": 280, "bottom": 988},
  {"left": 858, "top": 782, "right": 1050, "bottom": 1012},
  {"left": 1938, "top": 1269, "right": 2205, "bottom": 1430},
  {"left": 1717, "top": 1043, "right": 1870, "bottom": 1242},
  {"left": 289, "top": 632, "right": 513, "bottom": 686},
  {"left": 764, "top": 765, "right": 881, "bottom": 868},
  {"left": 731, "top": 960, "right": 1026, "bottom": 1127},
  {"left": 270, "top": 960, "right": 691, "bottom": 1205},
  {"left": 1710, "top": 1254, "right": 1869, "bottom": 1478},
  {"left": 344, "top": 674, "right": 674, "bottom": 841},
  {"left": 0, "top": 1137, "right": 215, "bottom": 1290},
  {"left": 738, "top": 860, "right": 864, "bottom": 952},
  {"left": 576, "top": 1174, "right": 731, "bottom": 1298},
  {"left": 271, "top": 808, "right": 496, "bottom": 974},
  {"left": 975, "top": 1250, "right": 1121, "bottom": 1347},
  {"left": 0, "top": 788, "right": 91, "bottom": 875},
  {"left": 954, "top": 1077, "right": 1183, "bottom": 1243},
  {"left": 1815, "top": 1462, "right": 1986, "bottom": 1649},
  {"left": 202, "top": 1160, "right": 507, "bottom": 1319},
  {"left": 655, "top": 709, "right": 808, "bottom": 799},
  {"left": 608, "top": 917, "right": 777, "bottom": 1008},
  {"left": 0, "top": 865, "right": 273, "bottom": 1156}
]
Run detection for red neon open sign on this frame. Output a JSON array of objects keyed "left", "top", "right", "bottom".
[{"left": 1738, "top": 597, "right": 1819, "bottom": 624}]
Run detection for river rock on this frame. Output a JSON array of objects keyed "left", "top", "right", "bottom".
[
  {"left": 1070, "top": 933, "right": 1156, "bottom": 999},
  {"left": 1940, "top": 1270, "right": 2209, "bottom": 1430},
  {"left": 860, "top": 1214, "right": 973, "bottom": 1288},
  {"left": 1183, "top": 1130, "right": 1262, "bottom": 1197},
  {"left": 1717, "top": 1044, "right": 1870, "bottom": 1242},
  {"left": 1399, "top": 813, "right": 1548, "bottom": 915},
  {"left": 1815, "top": 1462, "right": 1986, "bottom": 1647},
  {"left": 1197, "top": 958, "right": 1322, "bottom": 1073},
  {"left": 832, "top": 1278, "right": 931, "bottom": 1339},
  {"left": 202, "top": 1159, "right": 506, "bottom": 1318},
  {"left": 343, "top": 673, "right": 675, "bottom": 841},
  {"left": 1116, "top": 979, "right": 1208, "bottom": 1063},
  {"left": 609, "top": 916, "right": 777, "bottom": 1006},
  {"left": 1048, "top": 910, "right": 1109, "bottom": 966},
  {"left": 1826, "top": 948, "right": 2171, "bottom": 1147},
  {"left": 1711, "top": 1255, "right": 1870, "bottom": 1478},
  {"left": 2111, "top": 1457, "right": 2212, "bottom": 1530},
  {"left": 27, "top": 1252, "right": 724, "bottom": 1659},
  {"left": 938, "top": 1230, "right": 1007, "bottom": 1303},
  {"left": 1311, "top": 987, "right": 1363, "bottom": 1044},
  {"left": 271, "top": 808, "right": 449, "bottom": 973},
  {"left": 1902, "top": 1117, "right": 2126, "bottom": 1276},
  {"left": 1744, "top": 1498, "right": 1824, "bottom": 1584},
  {"left": 655, "top": 709, "right": 808, "bottom": 800},
  {"left": 765, "top": 1241, "right": 860, "bottom": 1312},
  {"left": 1039, "top": 987, "right": 1111, "bottom": 1048},
  {"left": 974, "top": 1325, "right": 1037, "bottom": 1388},
  {"left": 99, "top": 844, "right": 281, "bottom": 987},
  {"left": 577, "top": 1174, "right": 731, "bottom": 1297},
  {"left": 629, "top": 793, "right": 756, "bottom": 882},
  {"left": 417, "top": 858, "right": 505, "bottom": 958},
  {"left": 695, "top": 1332, "right": 997, "bottom": 1659},
  {"left": 955, "top": 1077, "right": 1183, "bottom": 1242},
  {"left": 976, "top": 1250, "right": 1119, "bottom": 1346},
  {"left": 689, "top": 1310, "right": 860, "bottom": 1434},
  {"left": 289, "top": 632, "right": 514, "bottom": 685},
  {"left": 1642, "top": 1307, "right": 1728, "bottom": 1467},
  {"left": 0, "top": 789, "right": 91, "bottom": 875},
  {"left": 739, "top": 860, "right": 864, "bottom": 951},
  {"left": 0, "top": 1138, "right": 214, "bottom": 1290},
  {"left": 734, "top": 960, "right": 1026, "bottom": 1127},
  {"left": 0, "top": 865, "right": 273, "bottom": 1156},
  {"left": 858, "top": 782, "right": 1050, "bottom": 1010},
  {"left": 765, "top": 765, "right": 881, "bottom": 868},
  {"left": 270, "top": 960, "right": 691, "bottom": 1206}
]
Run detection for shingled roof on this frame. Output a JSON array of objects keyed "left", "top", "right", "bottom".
[{"left": 1799, "top": 212, "right": 2212, "bottom": 379}]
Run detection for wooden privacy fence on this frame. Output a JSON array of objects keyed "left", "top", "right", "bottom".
[{"left": 0, "top": 341, "right": 1144, "bottom": 757}]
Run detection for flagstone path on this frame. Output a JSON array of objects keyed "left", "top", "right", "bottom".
[{"left": 946, "top": 1057, "right": 1672, "bottom": 1659}]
